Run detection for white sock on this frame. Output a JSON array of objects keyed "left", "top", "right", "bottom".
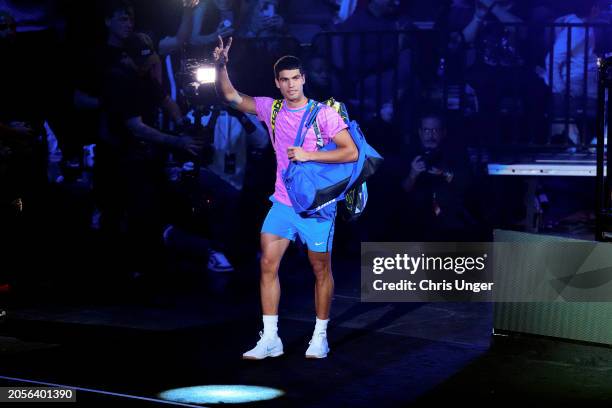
[
  {"left": 314, "top": 317, "right": 329, "bottom": 336},
  {"left": 262, "top": 315, "right": 278, "bottom": 338}
]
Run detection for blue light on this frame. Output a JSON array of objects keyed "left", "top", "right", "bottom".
[{"left": 158, "top": 385, "right": 284, "bottom": 404}]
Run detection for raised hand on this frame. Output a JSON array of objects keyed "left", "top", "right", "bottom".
[{"left": 212, "top": 36, "right": 233, "bottom": 66}]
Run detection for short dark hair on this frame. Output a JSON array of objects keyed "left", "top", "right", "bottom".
[
  {"left": 103, "top": 0, "right": 135, "bottom": 20},
  {"left": 274, "top": 55, "right": 303, "bottom": 79}
]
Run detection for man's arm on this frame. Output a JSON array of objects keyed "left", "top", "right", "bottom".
[
  {"left": 125, "top": 116, "right": 203, "bottom": 155},
  {"left": 191, "top": 3, "right": 234, "bottom": 47},
  {"left": 216, "top": 66, "right": 256, "bottom": 114},
  {"left": 213, "top": 36, "right": 256, "bottom": 114},
  {"left": 161, "top": 96, "right": 184, "bottom": 125},
  {"left": 480, "top": 0, "right": 522, "bottom": 24},
  {"left": 287, "top": 129, "right": 358, "bottom": 163},
  {"left": 158, "top": 0, "right": 199, "bottom": 55}
]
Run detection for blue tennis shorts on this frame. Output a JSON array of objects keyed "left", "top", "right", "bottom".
[{"left": 261, "top": 198, "right": 337, "bottom": 253}]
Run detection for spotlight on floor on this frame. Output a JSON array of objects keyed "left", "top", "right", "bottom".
[{"left": 158, "top": 385, "right": 284, "bottom": 404}]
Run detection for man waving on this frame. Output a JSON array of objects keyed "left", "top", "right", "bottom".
[{"left": 213, "top": 36, "right": 357, "bottom": 359}]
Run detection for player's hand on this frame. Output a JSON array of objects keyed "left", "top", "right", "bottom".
[
  {"left": 287, "top": 146, "right": 310, "bottom": 162},
  {"left": 213, "top": 36, "right": 233, "bottom": 66}
]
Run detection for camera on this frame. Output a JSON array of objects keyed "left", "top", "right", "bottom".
[
  {"left": 421, "top": 150, "right": 441, "bottom": 171},
  {"left": 422, "top": 149, "right": 454, "bottom": 182}
]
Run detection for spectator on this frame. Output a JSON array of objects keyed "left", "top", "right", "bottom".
[
  {"left": 220, "top": 1, "right": 300, "bottom": 96},
  {"left": 76, "top": 0, "right": 199, "bottom": 111},
  {"left": 396, "top": 112, "right": 484, "bottom": 242},
  {"left": 73, "top": 0, "right": 135, "bottom": 250},
  {"left": 327, "top": 0, "right": 415, "bottom": 120},
  {"left": 284, "top": 0, "right": 358, "bottom": 44},
  {"left": 441, "top": 0, "right": 549, "bottom": 145},
  {"left": 74, "top": 0, "right": 135, "bottom": 113},
  {"left": 538, "top": 0, "right": 608, "bottom": 145},
  {"left": 190, "top": 0, "right": 238, "bottom": 49},
  {"left": 239, "top": 0, "right": 288, "bottom": 38},
  {"left": 139, "top": 0, "right": 200, "bottom": 56},
  {"left": 303, "top": 54, "right": 342, "bottom": 102},
  {"left": 75, "top": 0, "right": 199, "bottom": 241}
]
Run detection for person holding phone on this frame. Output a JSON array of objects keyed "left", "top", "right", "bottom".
[
  {"left": 190, "top": 0, "right": 239, "bottom": 47},
  {"left": 241, "top": 0, "right": 287, "bottom": 38}
]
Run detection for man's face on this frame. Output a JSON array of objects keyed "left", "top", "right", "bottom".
[
  {"left": 308, "top": 58, "right": 330, "bottom": 88},
  {"left": 275, "top": 68, "right": 306, "bottom": 102},
  {"left": 419, "top": 117, "right": 445, "bottom": 150},
  {"left": 0, "top": 13, "right": 16, "bottom": 42},
  {"left": 106, "top": 9, "right": 134, "bottom": 41}
]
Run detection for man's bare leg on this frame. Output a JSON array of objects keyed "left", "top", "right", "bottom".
[
  {"left": 242, "top": 233, "right": 290, "bottom": 360},
  {"left": 305, "top": 250, "right": 333, "bottom": 359},
  {"left": 308, "top": 250, "right": 334, "bottom": 319},
  {"left": 260, "top": 233, "right": 291, "bottom": 315}
]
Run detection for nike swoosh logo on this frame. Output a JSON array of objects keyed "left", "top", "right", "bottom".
[{"left": 314, "top": 242, "right": 324, "bottom": 246}]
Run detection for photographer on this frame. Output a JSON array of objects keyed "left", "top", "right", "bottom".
[
  {"left": 400, "top": 113, "right": 479, "bottom": 242},
  {"left": 98, "top": 32, "right": 204, "bottom": 291}
]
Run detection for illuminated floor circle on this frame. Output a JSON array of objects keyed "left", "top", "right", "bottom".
[{"left": 158, "top": 385, "right": 284, "bottom": 404}]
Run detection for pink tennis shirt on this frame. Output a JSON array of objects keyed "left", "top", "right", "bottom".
[{"left": 254, "top": 97, "right": 348, "bottom": 206}]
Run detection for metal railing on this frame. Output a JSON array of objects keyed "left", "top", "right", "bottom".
[{"left": 311, "top": 22, "right": 612, "bottom": 152}]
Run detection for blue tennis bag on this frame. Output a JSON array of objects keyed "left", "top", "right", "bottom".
[{"left": 277, "top": 98, "right": 383, "bottom": 218}]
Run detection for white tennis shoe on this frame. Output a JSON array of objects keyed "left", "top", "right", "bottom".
[
  {"left": 242, "top": 332, "right": 284, "bottom": 360},
  {"left": 305, "top": 332, "right": 330, "bottom": 359}
]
